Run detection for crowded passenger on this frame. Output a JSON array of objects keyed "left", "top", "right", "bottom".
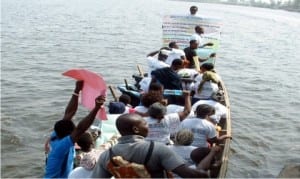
[
  {"left": 146, "top": 48, "right": 170, "bottom": 75},
  {"left": 91, "top": 113, "right": 212, "bottom": 178},
  {"left": 178, "top": 104, "right": 231, "bottom": 148},
  {"left": 190, "top": 25, "right": 214, "bottom": 48},
  {"left": 144, "top": 90, "right": 191, "bottom": 144},
  {"left": 151, "top": 59, "right": 184, "bottom": 105},
  {"left": 44, "top": 81, "right": 106, "bottom": 178},
  {"left": 190, "top": 63, "right": 220, "bottom": 104}
]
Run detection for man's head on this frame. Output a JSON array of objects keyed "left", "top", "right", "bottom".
[
  {"left": 189, "top": 39, "right": 199, "bottom": 49},
  {"left": 171, "top": 58, "right": 184, "bottom": 71},
  {"left": 195, "top": 25, "right": 204, "bottom": 35},
  {"left": 119, "top": 94, "right": 131, "bottom": 106},
  {"left": 169, "top": 41, "right": 179, "bottom": 49},
  {"left": 175, "top": 129, "right": 194, "bottom": 146},
  {"left": 195, "top": 104, "right": 215, "bottom": 119},
  {"left": 190, "top": 6, "right": 198, "bottom": 15},
  {"left": 77, "top": 132, "right": 94, "bottom": 152},
  {"left": 148, "top": 102, "right": 167, "bottom": 120},
  {"left": 54, "top": 120, "right": 75, "bottom": 139},
  {"left": 149, "top": 82, "right": 164, "bottom": 94},
  {"left": 116, "top": 113, "right": 148, "bottom": 137},
  {"left": 158, "top": 49, "right": 170, "bottom": 61},
  {"left": 200, "top": 63, "right": 214, "bottom": 73}
]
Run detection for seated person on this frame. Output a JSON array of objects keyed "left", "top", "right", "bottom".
[
  {"left": 144, "top": 90, "right": 191, "bottom": 144},
  {"left": 168, "top": 129, "right": 197, "bottom": 166},
  {"left": 146, "top": 48, "right": 170, "bottom": 75},
  {"left": 178, "top": 104, "right": 231, "bottom": 148},
  {"left": 91, "top": 113, "right": 211, "bottom": 178},
  {"left": 134, "top": 90, "right": 166, "bottom": 114},
  {"left": 191, "top": 63, "right": 220, "bottom": 104}
]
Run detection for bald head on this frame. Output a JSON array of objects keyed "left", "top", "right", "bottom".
[{"left": 116, "top": 113, "right": 148, "bottom": 137}]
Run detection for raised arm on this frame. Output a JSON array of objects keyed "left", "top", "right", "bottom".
[
  {"left": 62, "top": 81, "right": 84, "bottom": 121},
  {"left": 71, "top": 95, "right": 106, "bottom": 143},
  {"left": 178, "top": 90, "right": 191, "bottom": 121}
]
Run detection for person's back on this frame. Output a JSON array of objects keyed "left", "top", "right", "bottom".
[
  {"left": 179, "top": 117, "right": 216, "bottom": 147},
  {"left": 45, "top": 131, "right": 75, "bottom": 178},
  {"left": 168, "top": 129, "right": 197, "bottom": 166},
  {"left": 92, "top": 135, "right": 185, "bottom": 178},
  {"left": 91, "top": 113, "right": 210, "bottom": 178},
  {"left": 151, "top": 59, "right": 183, "bottom": 90},
  {"left": 191, "top": 74, "right": 219, "bottom": 102}
]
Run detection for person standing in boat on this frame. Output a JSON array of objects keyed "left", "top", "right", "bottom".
[
  {"left": 189, "top": 6, "right": 199, "bottom": 16},
  {"left": 44, "top": 81, "right": 106, "bottom": 178},
  {"left": 190, "top": 26, "right": 214, "bottom": 49}
]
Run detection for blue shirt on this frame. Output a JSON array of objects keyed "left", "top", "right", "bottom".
[{"left": 44, "top": 132, "right": 75, "bottom": 178}]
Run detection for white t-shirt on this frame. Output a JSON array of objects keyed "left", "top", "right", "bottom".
[
  {"left": 134, "top": 105, "right": 148, "bottom": 113},
  {"left": 178, "top": 117, "right": 216, "bottom": 147},
  {"left": 190, "top": 33, "right": 203, "bottom": 45},
  {"left": 191, "top": 99, "right": 227, "bottom": 123},
  {"left": 138, "top": 77, "right": 152, "bottom": 93},
  {"left": 168, "top": 145, "right": 197, "bottom": 166},
  {"left": 147, "top": 56, "right": 169, "bottom": 75},
  {"left": 191, "top": 74, "right": 219, "bottom": 100},
  {"left": 165, "top": 49, "right": 185, "bottom": 66},
  {"left": 145, "top": 113, "right": 181, "bottom": 144}
]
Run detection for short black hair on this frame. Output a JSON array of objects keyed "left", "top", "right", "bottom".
[
  {"left": 54, "top": 120, "right": 75, "bottom": 139},
  {"left": 195, "top": 104, "right": 215, "bottom": 118},
  {"left": 77, "top": 132, "right": 93, "bottom": 152},
  {"left": 119, "top": 94, "right": 131, "bottom": 105},
  {"left": 200, "top": 63, "right": 214, "bottom": 71},
  {"left": 169, "top": 41, "right": 177, "bottom": 48},
  {"left": 172, "top": 58, "right": 183, "bottom": 67}
]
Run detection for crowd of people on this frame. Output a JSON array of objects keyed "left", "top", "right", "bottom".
[{"left": 43, "top": 5, "right": 232, "bottom": 178}]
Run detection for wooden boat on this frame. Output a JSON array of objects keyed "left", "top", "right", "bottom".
[{"left": 215, "top": 78, "right": 231, "bottom": 178}]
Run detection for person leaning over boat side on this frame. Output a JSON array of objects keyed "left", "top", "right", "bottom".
[
  {"left": 151, "top": 59, "right": 184, "bottom": 105},
  {"left": 91, "top": 113, "right": 210, "bottom": 178},
  {"left": 44, "top": 81, "right": 106, "bottom": 178},
  {"left": 146, "top": 47, "right": 171, "bottom": 75},
  {"left": 145, "top": 90, "right": 191, "bottom": 145},
  {"left": 165, "top": 41, "right": 186, "bottom": 66},
  {"left": 178, "top": 104, "right": 231, "bottom": 148}
]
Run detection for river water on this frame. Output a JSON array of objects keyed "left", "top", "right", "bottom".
[{"left": 1, "top": 0, "right": 300, "bottom": 178}]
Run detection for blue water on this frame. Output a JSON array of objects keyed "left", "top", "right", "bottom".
[{"left": 1, "top": 0, "right": 300, "bottom": 177}]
